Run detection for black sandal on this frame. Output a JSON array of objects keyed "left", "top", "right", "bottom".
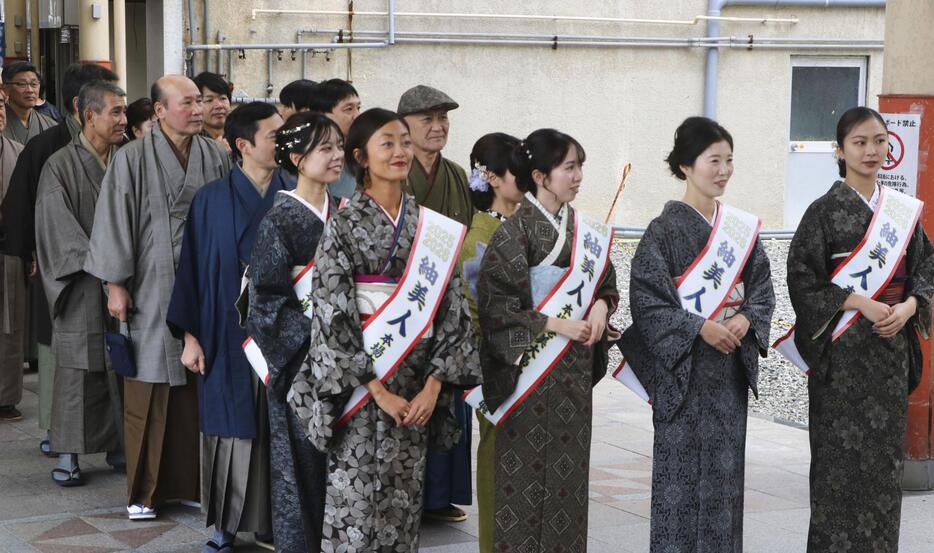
[
  {"left": 51, "top": 467, "right": 84, "bottom": 487},
  {"left": 39, "top": 439, "right": 59, "bottom": 458},
  {"left": 202, "top": 539, "right": 234, "bottom": 553}
]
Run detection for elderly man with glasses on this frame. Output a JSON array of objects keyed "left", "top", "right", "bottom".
[{"left": 2, "top": 62, "right": 57, "bottom": 145}]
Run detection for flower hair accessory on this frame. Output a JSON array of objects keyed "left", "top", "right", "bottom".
[
  {"left": 519, "top": 140, "right": 533, "bottom": 160},
  {"left": 468, "top": 163, "right": 490, "bottom": 192}
]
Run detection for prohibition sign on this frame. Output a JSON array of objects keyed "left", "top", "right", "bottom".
[{"left": 884, "top": 130, "right": 905, "bottom": 171}]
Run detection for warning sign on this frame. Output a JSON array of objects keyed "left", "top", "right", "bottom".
[{"left": 877, "top": 113, "right": 921, "bottom": 197}]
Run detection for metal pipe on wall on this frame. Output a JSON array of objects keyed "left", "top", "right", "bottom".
[
  {"left": 187, "top": 0, "right": 196, "bottom": 75},
  {"left": 203, "top": 0, "right": 211, "bottom": 73},
  {"left": 113, "top": 0, "right": 127, "bottom": 90},
  {"left": 704, "top": 0, "right": 887, "bottom": 119}
]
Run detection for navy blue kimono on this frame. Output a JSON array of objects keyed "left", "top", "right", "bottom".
[{"left": 167, "top": 165, "right": 291, "bottom": 438}]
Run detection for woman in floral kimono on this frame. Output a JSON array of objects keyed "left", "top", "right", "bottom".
[
  {"left": 246, "top": 112, "right": 344, "bottom": 553},
  {"left": 288, "top": 108, "right": 481, "bottom": 552},
  {"left": 477, "top": 129, "right": 619, "bottom": 552},
  {"left": 458, "top": 132, "right": 523, "bottom": 553},
  {"left": 618, "top": 117, "right": 774, "bottom": 553},
  {"left": 787, "top": 107, "right": 934, "bottom": 553}
]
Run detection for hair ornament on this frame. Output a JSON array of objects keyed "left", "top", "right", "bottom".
[
  {"left": 518, "top": 141, "right": 533, "bottom": 161},
  {"left": 468, "top": 163, "right": 490, "bottom": 192}
]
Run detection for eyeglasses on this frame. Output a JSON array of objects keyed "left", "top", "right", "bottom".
[{"left": 8, "top": 81, "right": 40, "bottom": 90}]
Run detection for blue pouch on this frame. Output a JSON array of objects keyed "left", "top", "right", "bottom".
[{"left": 105, "top": 321, "right": 137, "bottom": 378}]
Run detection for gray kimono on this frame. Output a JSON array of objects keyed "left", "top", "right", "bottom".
[
  {"left": 34, "top": 135, "right": 121, "bottom": 453},
  {"left": 2, "top": 105, "right": 57, "bottom": 145},
  {"left": 84, "top": 125, "right": 230, "bottom": 385}
]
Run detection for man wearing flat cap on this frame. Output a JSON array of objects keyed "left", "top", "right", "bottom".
[
  {"left": 398, "top": 84, "right": 474, "bottom": 523},
  {"left": 398, "top": 85, "right": 473, "bottom": 227}
]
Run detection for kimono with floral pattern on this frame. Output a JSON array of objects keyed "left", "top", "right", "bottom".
[
  {"left": 289, "top": 191, "right": 481, "bottom": 552},
  {"left": 788, "top": 181, "right": 934, "bottom": 553}
]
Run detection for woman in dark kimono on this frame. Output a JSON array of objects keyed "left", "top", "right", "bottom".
[
  {"left": 618, "top": 117, "right": 774, "bottom": 553},
  {"left": 288, "top": 108, "right": 481, "bottom": 552},
  {"left": 787, "top": 107, "right": 934, "bottom": 553},
  {"left": 246, "top": 112, "right": 345, "bottom": 552},
  {"left": 477, "top": 129, "right": 619, "bottom": 552}
]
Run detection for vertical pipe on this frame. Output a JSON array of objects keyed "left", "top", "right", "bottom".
[
  {"left": 113, "top": 0, "right": 127, "bottom": 89},
  {"left": 387, "top": 0, "right": 395, "bottom": 44},
  {"left": 79, "top": 0, "right": 112, "bottom": 68},
  {"left": 186, "top": 0, "right": 196, "bottom": 75},
  {"left": 266, "top": 48, "right": 273, "bottom": 97},
  {"left": 203, "top": 0, "right": 211, "bottom": 73},
  {"left": 298, "top": 30, "right": 307, "bottom": 79},
  {"left": 704, "top": 5, "right": 721, "bottom": 119}
]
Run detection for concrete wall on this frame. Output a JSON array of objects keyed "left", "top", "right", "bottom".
[
  {"left": 185, "top": 0, "right": 885, "bottom": 228},
  {"left": 883, "top": 0, "right": 934, "bottom": 95}
]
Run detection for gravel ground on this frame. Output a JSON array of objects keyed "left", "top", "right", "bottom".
[{"left": 607, "top": 238, "right": 810, "bottom": 427}]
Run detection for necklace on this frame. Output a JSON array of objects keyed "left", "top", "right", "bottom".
[{"left": 485, "top": 209, "right": 507, "bottom": 222}]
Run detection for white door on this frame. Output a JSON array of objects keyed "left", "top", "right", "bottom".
[{"left": 784, "top": 57, "right": 867, "bottom": 227}]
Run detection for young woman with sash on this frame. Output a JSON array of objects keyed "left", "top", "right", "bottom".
[
  {"left": 469, "top": 129, "right": 618, "bottom": 550},
  {"left": 617, "top": 117, "right": 774, "bottom": 552},
  {"left": 783, "top": 107, "right": 934, "bottom": 552},
  {"left": 288, "top": 108, "right": 481, "bottom": 551},
  {"left": 457, "top": 132, "right": 523, "bottom": 553},
  {"left": 245, "top": 112, "right": 343, "bottom": 553}
]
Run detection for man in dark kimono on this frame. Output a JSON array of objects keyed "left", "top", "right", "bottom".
[
  {"left": 167, "top": 102, "right": 286, "bottom": 551},
  {"left": 0, "top": 94, "right": 26, "bottom": 423},
  {"left": 84, "top": 75, "right": 230, "bottom": 520},
  {"left": 1, "top": 62, "right": 57, "bottom": 145},
  {"left": 0, "top": 63, "right": 119, "bottom": 454},
  {"left": 398, "top": 84, "right": 474, "bottom": 522},
  {"left": 34, "top": 81, "right": 128, "bottom": 486}
]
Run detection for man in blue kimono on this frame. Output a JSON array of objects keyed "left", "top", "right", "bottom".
[{"left": 166, "top": 101, "right": 287, "bottom": 553}]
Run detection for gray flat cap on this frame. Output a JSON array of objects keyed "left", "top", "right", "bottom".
[{"left": 397, "top": 85, "right": 459, "bottom": 116}]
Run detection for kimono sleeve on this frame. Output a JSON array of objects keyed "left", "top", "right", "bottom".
[
  {"left": 786, "top": 202, "right": 851, "bottom": 377},
  {"left": 737, "top": 238, "right": 775, "bottom": 354},
  {"left": 84, "top": 149, "right": 138, "bottom": 285},
  {"left": 426, "top": 271, "right": 482, "bottom": 388},
  {"left": 477, "top": 219, "right": 549, "bottom": 366},
  {"left": 906, "top": 224, "right": 934, "bottom": 337},
  {"left": 165, "top": 192, "right": 205, "bottom": 341},
  {"left": 629, "top": 220, "right": 705, "bottom": 373},
  {"left": 34, "top": 164, "right": 90, "bottom": 316},
  {"left": 289, "top": 216, "right": 374, "bottom": 451},
  {"left": 247, "top": 216, "right": 310, "bottom": 399}
]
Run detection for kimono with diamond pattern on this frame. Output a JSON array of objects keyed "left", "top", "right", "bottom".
[{"left": 477, "top": 199, "right": 618, "bottom": 552}]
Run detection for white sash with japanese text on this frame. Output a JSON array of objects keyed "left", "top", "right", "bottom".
[
  {"left": 242, "top": 262, "right": 315, "bottom": 384},
  {"left": 336, "top": 207, "right": 467, "bottom": 428},
  {"left": 614, "top": 202, "right": 761, "bottom": 401},
  {"left": 464, "top": 212, "right": 613, "bottom": 426},
  {"left": 773, "top": 186, "right": 922, "bottom": 374}
]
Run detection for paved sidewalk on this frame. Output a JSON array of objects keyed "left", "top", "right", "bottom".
[{"left": 1, "top": 371, "right": 932, "bottom": 552}]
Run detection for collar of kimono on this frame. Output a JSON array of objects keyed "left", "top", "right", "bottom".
[
  {"left": 364, "top": 190, "right": 405, "bottom": 227},
  {"left": 414, "top": 152, "right": 443, "bottom": 186},
  {"left": 158, "top": 123, "right": 192, "bottom": 171},
  {"left": 280, "top": 189, "right": 329, "bottom": 223},
  {"left": 845, "top": 181, "right": 881, "bottom": 211},
  {"left": 525, "top": 191, "right": 567, "bottom": 232},
  {"left": 682, "top": 200, "right": 718, "bottom": 227},
  {"left": 78, "top": 131, "right": 115, "bottom": 170}
]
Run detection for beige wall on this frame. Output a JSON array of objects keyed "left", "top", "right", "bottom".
[
  {"left": 186, "top": 0, "right": 885, "bottom": 228},
  {"left": 883, "top": 0, "right": 934, "bottom": 95}
]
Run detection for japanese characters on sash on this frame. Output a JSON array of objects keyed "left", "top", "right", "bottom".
[
  {"left": 338, "top": 209, "right": 467, "bottom": 426},
  {"left": 615, "top": 203, "right": 761, "bottom": 400},
  {"left": 464, "top": 213, "right": 613, "bottom": 424},
  {"left": 774, "top": 185, "right": 922, "bottom": 373}
]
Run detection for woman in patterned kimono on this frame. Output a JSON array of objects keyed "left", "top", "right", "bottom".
[
  {"left": 288, "top": 108, "right": 481, "bottom": 552},
  {"left": 246, "top": 112, "right": 344, "bottom": 553},
  {"left": 787, "top": 107, "right": 934, "bottom": 553},
  {"left": 477, "top": 129, "right": 619, "bottom": 552},
  {"left": 618, "top": 117, "right": 774, "bottom": 553},
  {"left": 458, "top": 132, "right": 523, "bottom": 553}
]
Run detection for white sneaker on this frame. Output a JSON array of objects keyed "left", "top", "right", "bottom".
[
  {"left": 177, "top": 499, "right": 201, "bottom": 509},
  {"left": 127, "top": 504, "right": 157, "bottom": 520}
]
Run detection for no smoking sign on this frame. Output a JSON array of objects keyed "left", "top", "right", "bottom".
[
  {"left": 878, "top": 113, "right": 920, "bottom": 197},
  {"left": 883, "top": 130, "right": 904, "bottom": 171}
]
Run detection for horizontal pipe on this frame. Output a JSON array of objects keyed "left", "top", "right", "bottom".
[
  {"left": 185, "top": 41, "right": 387, "bottom": 51},
  {"left": 726, "top": 0, "right": 883, "bottom": 6},
  {"left": 252, "top": 8, "right": 797, "bottom": 26},
  {"left": 231, "top": 96, "right": 279, "bottom": 104}
]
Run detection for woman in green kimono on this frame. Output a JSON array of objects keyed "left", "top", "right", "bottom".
[
  {"left": 788, "top": 107, "right": 934, "bottom": 552},
  {"left": 477, "top": 129, "right": 619, "bottom": 552},
  {"left": 457, "top": 132, "right": 524, "bottom": 553}
]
